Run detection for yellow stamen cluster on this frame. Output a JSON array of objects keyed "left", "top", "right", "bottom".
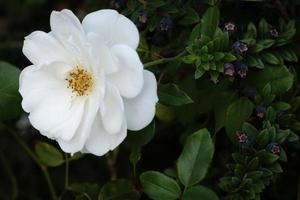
[{"left": 66, "top": 67, "right": 93, "bottom": 96}]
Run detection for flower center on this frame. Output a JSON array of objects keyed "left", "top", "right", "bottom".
[{"left": 66, "top": 67, "right": 93, "bottom": 96}]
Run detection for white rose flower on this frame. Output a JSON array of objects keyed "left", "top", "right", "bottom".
[{"left": 19, "top": 9, "right": 158, "bottom": 156}]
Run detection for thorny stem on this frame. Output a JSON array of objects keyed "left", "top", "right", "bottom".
[
  {"left": 144, "top": 50, "right": 186, "bottom": 68},
  {"left": 0, "top": 122, "right": 58, "bottom": 200}
]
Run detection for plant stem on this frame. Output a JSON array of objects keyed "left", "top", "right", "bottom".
[
  {"left": 297, "top": 176, "right": 300, "bottom": 200},
  {"left": 64, "top": 154, "right": 70, "bottom": 190},
  {"left": 0, "top": 122, "right": 58, "bottom": 200},
  {"left": 41, "top": 166, "right": 57, "bottom": 200},
  {"left": 106, "top": 148, "right": 119, "bottom": 180},
  {"left": 144, "top": 50, "right": 186, "bottom": 68}
]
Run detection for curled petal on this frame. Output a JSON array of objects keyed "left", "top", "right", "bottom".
[
  {"left": 19, "top": 62, "right": 72, "bottom": 112},
  {"left": 82, "top": 9, "right": 139, "bottom": 49},
  {"left": 84, "top": 113, "right": 127, "bottom": 156},
  {"left": 107, "top": 44, "right": 143, "bottom": 98},
  {"left": 124, "top": 70, "right": 158, "bottom": 131},
  {"left": 57, "top": 92, "right": 101, "bottom": 154},
  {"left": 23, "top": 31, "right": 74, "bottom": 66},
  {"left": 100, "top": 83, "right": 124, "bottom": 134}
]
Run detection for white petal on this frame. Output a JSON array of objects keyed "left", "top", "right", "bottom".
[
  {"left": 50, "top": 9, "right": 84, "bottom": 43},
  {"left": 82, "top": 9, "right": 139, "bottom": 49},
  {"left": 57, "top": 88, "right": 102, "bottom": 154},
  {"left": 100, "top": 83, "right": 124, "bottom": 134},
  {"left": 87, "top": 32, "right": 119, "bottom": 74},
  {"left": 19, "top": 62, "right": 72, "bottom": 112},
  {"left": 107, "top": 44, "right": 143, "bottom": 98},
  {"left": 23, "top": 31, "right": 74, "bottom": 65},
  {"left": 124, "top": 70, "right": 158, "bottom": 131},
  {"left": 50, "top": 98, "right": 85, "bottom": 141},
  {"left": 84, "top": 113, "right": 127, "bottom": 156},
  {"left": 50, "top": 9, "right": 89, "bottom": 67},
  {"left": 28, "top": 87, "right": 73, "bottom": 135}
]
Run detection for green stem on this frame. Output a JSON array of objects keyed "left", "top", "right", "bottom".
[
  {"left": 144, "top": 50, "right": 186, "bottom": 68},
  {"left": 0, "top": 153, "right": 18, "bottom": 199},
  {"left": 64, "top": 154, "right": 70, "bottom": 190},
  {"left": 106, "top": 148, "right": 119, "bottom": 181},
  {"left": 41, "top": 166, "right": 57, "bottom": 200},
  {"left": 0, "top": 122, "right": 58, "bottom": 200},
  {"left": 297, "top": 176, "right": 300, "bottom": 200}
]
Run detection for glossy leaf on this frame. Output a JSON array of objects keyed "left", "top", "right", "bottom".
[
  {"left": 0, "top": 61, "right": 22, "bottom": 120},
  {"left": 225, "top": 98, "right": 254, "bottom": 141},
  {"left": 158, "top": 83, "right": 194, "bottom": 106},
  {"left": 177, "top": 129, "right": 214, "bottom": 187},
  {"left": 35, "top": 142, "right": 64, "bottom": 167},
  {"left": 140, "top": 171, "right": 181, "bottom": 200},
  {"left": 200, "top": 6, "right": 220, "bottom": 37},
  {"left": 183, "top": 185, "right": 219, "bottom": 200}
]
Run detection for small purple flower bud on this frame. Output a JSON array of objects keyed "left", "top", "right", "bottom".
[
  {"left": 136, "top": 10, "right": 149, "bottom": 31},
  {"left": 236, "top": 63, "right": 248, "bottom": 78},
  {"left": 269, "top": 28, "right": 279, "bottom": 38},
  {"left": 233, "top": 41, "right": 248, "bottom": 54},
  {"left": 237, "top": 132, "right": 248, "bottom": 143},
  {"left": 111, "top": 0, "right": 127, "bottom": 10},
  {"left": 256, "top": 105, "right": 267, "bottom": 118},
  {"left": 159, "top": 18, "right": 173, "bottom": 32},
  {"left": 224, "top": 63, "right": 235, "bottom": 76},
  {"left": 236, "top": 132, "right": 252, "bottom": 147},
  {"left": 224, "top": 22, "right": 236, "bottom": 32},
  {"left": 138, "top": 11, "right": 149, "bottom": 23},
  {"left": 243, "top": 86, "right": 257, "bottom": 98},
  {"left": 266, "top": 143, "right": 281, "bottom": 155}
]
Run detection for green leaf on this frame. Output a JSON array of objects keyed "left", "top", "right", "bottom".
[
  {"left": 223, "top": 53, "right": 237, "bottom": 62},
  {"left": 99, "top": 179, "right": 139, "bottom": 200},
  {"left": 179, "top": 8, "right": 200, "bottom": 25},
  {"left": 140, "top": 171, "right": 181, "bottom": 200},
  {"left": 158, "top": 83, "right": 194, "bottom": 106},
  {"left": 258, "top": 18, "right": 269, "bottom": 37},
  {"left": 183, "top": 185, "right": 219, "bottom": 200},
  {"left": 261, "top": 53, "right": 280, "bottom": 65},
  {"left": 259, "top": 152, "right": 279, "bottom": 165},
  {"left": 256, "top": 39, "right": 275, "bottom": 49},
  {"left": 246, "top": 22, "right": 257, "bottom": 38},
  {"left": 188, "top": 24, "right": 201, "bottom": 44},
  {"left": 242, "top": 122, "right": 258, "bottom": 137},
  {"left": 126, "top": 121, "right": 155, "bottom": 166},
  {"left": 195, "top": 68, "right": 205, "bottom": 79},
  {"left": 251, "top": 65, "right": 293, "bottom": 95},
  {"left": 0, "top": 61, "right": 22, "bottom": 120},
  {"left": 70, "top": 182, "right": 101, "bottom": 200},
  {"left": 200, "top": 6, "right": 220, "bottom": 37},
  {"left": 177, "top": 129, "right": 214, "bottom": 187},
  {"left": 245, "top": 55, "right": 264, "bottom": 69},
  {"left": 255, "top": 129, "right": 269, "bottom": 149},
  {"left": 225, "top": 98, "right": 254, "bottom": 141},
  {"left": 35, "top": 142, "right": 64, "bottom": 167},
  {"left": 273, "top": 102, "right": 291, "bottom": 111}
]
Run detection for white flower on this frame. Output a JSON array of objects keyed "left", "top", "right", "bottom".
[{"left": 19, "top": 9, "right": 158, "bottom": 156}]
